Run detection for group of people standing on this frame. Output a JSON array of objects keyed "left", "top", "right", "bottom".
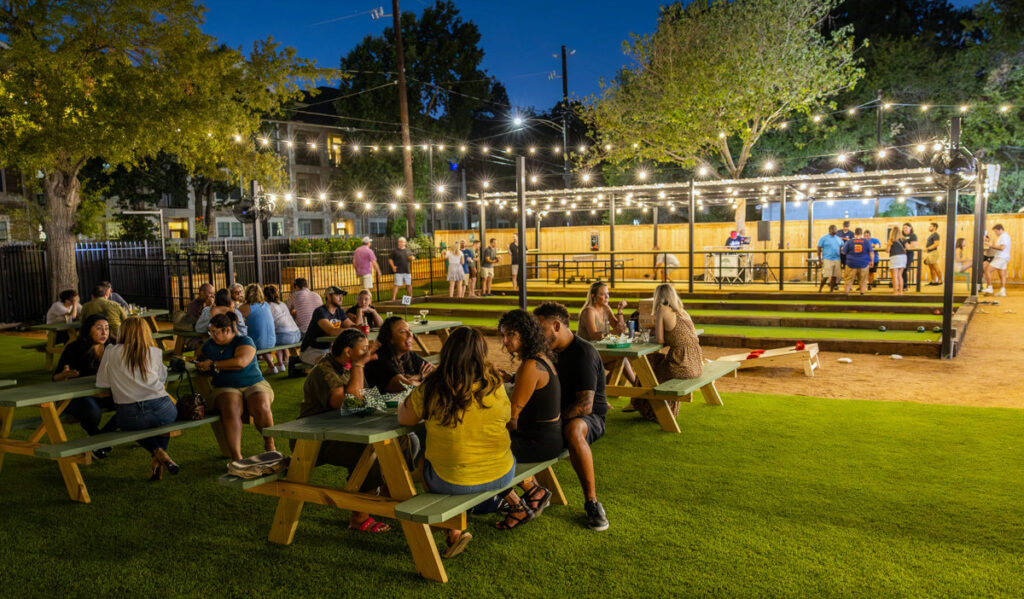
[
  {"left": 817, "top": 221, "right": 937, "bottom": 295},
  {"left": 445, "top": 234, "right": 523, "bottom": 298}
]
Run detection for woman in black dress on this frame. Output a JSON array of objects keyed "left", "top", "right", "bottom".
[
  {"left": 495, "top": 309, "right": 564, "bottom": 529},
  {"left": 52, "top": 314, "right": 118, "bottom": 457}
]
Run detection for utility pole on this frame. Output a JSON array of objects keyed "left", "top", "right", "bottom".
[
  {"left": 874, "top": 90, "right": 883, "bottom": 216},
  {"left": 428, "top": 144, "right": 434, "bottom": 233},
  {"left": 392, "top": 0, "right": 416, "bottom": 238},
  {"left": 560, "top": 45, "right": 571, "bottom": 190}
]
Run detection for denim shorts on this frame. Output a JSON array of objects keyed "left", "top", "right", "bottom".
[
  {"left": 276, "top": 330, "right": 301, "bottom": 345},
  {"left": 422, "top": 459, "right": 516, "bottom": 495}
]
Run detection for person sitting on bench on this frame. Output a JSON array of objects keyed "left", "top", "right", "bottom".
[
  {"left": 196, "top": 288, "right": 248, "bottom": 337},
  {"left": 634, "top": 284, "right": 703, "bottom": 422},
  {"left": 398, "top": 327, "right": 529, "bottom": 558},
  {"left": 239, "top": 284, "right": 279, "bottom": 374},
  {"left": 196, "top": 312, "right": 276, "bottom": 462},
  {"left": 81, "top": 281, "right": 128, "bottom": 338},
  {"left": 365, "top": 316, "right": 434, "bottom": 393},
  {"left": 345, "top": 289, "right": 384, "bottom": 329},
  {"left": 495, "top": 309, "right": 563, "bottom": 529},
  {"left": 296, "top": 286, "right": 353, "bottom": 367},
  {"left": 46, "top": 288, "right": 81, "bottom": 344},
  {"left": 52, "top": 314, "right": 119, "bottom": 458},
  {"left": 533, "top": 302, "right": 610, "bottom": 532},
  {"left": 264, "top": 284, "right": 301, "bottom": 375},
  {"left": 578, "top": 281, "right": 638, "bottom": 387},
  {"left": 298, "top": 328, "right": 401, "bottom": 534},
  {"left": 96, "top": 317, "right": 179, "bottom": 481}
]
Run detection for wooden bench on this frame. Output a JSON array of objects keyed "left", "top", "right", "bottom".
[
  {"left": 716, "top": 344, "right": 821, "bottom": 377},
  {"left": 394, "top": 449, "right": 569, "bottom": 526},
  {"left": 630, "top": 360, "right": 739, "bottom": 433},
  {"left": 170, "top": 330, "right": 207, "bottom": 357},
  {"left": 34, "top": 416, "right": 221, "bottom": 459}
]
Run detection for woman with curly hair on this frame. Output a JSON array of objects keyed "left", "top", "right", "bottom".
[
  {"left": 365, "top": 316, "right": 435, "bottom": 393},
  {"left": 496, "top": 309, "right": 562, "bottom": 528},
  {"left": 398, "top": 326, "right": 527, "bottom": 558}
]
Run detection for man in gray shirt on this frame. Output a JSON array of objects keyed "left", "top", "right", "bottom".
[{"left": 389, "top": 237, "right": 416, "bottom": 301}]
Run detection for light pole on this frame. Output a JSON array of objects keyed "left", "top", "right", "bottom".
[{"left": 512, "top": 115, "right": 571, "bottom": 191}]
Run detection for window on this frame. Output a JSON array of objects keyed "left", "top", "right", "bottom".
[
  {"left": 368, "top": 218, "right": 388, "bottom": 235},
  {"left": 269, "top": 218, "right": 285, "bottom": 238},
  {"left": 294, "top": 173, "right": 319, "bottom": 197},
  {"left": 216, "top": 217, "right": 244, "bottom": 238},
  {"left": 328, "top": 135, "right": 345, "bottom": 166},
  {"left": 332, "top": 220, "right": 349, "bottom": 236},
  {"left": 166, "top": 219, "right": 189, "bottom": 239},
  {"left": 0, "top": 218, "right": 8, "bottom": 241},
  {"left": 294, "top": 131, "right": 321, "bottom": 166},
  {"left": 298, "top": 218, "right": 324, "bottom": 236}
]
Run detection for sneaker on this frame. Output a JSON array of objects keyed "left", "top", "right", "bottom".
[
  {"left": 996, "top": 288, "right": 1007, "bottom": 297},
  {"left": 984, "top": 285, "right": 994, "bottom": 294},
  {"left": 584, "top": 500, "right": 609, "bottom": 531},
  {"left": 92, "top": 447, "right": 111, "bottom": 460}
]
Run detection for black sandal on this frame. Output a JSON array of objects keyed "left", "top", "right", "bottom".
[
  {"left": 494, "top": 501, "right": 534, "bottom": 530},
  {"left": 522, "top": 484, "right": 552, "bottom": 517}
]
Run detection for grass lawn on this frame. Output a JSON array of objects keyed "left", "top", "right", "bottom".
[
  {"left": 465, "top": 294, "right": 950, "bottom": 308},
  {"left": 0, "top": 336, "right": 1021, "bottom": 596}
]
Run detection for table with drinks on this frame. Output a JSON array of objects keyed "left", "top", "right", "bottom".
[
  {"left": 29, "top": 308, "right": 170, "bottom": 364},
  {"left": 318, "top": 315, "right": 463, "bottom": 356}
]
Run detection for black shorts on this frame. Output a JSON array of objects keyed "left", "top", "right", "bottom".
[
  {"left": 869, "top": 264, "right": 877, "bottom": 273},
  {"left": 566, "top": 412, "right": 605, "bottom": 445},
  {"left": 983, "top": 255, "right": 994, "bottom": 263}
]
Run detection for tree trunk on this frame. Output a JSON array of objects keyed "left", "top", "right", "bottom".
[
  {"left": 203, "top": 183, "right": 214, "bottom": 237},
  {"left": 194, "top": 179, "right": 205, "bottom": 239},
  {"left": 42, "top": 170, "right": 82, "bottom": 298}
]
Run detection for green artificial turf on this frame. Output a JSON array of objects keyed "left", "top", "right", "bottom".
[
  {"left": 411, "top": 302, "right": 942, "bottom": 322},
  {"left": 466, "top": 294, "right": 950, "bottom": 308}
]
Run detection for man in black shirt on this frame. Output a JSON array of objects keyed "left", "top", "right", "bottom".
[
  {"left": 534, "top": 302, "right": 609, "bottom": 531},
  {"left": 837, "top": 221, "right": 855, "bottom": 268},
  {"left": 389, "top": 237, "right": 416, "bottom": 301},
  {"left": 298, "top": 286, "right": 354, "bottom": 366},
  {"left": 509, "top": 234, "right": 521, "bottom": 291},
  {"left": 924, "top": 222, "right": 942, "bottom": 286}
]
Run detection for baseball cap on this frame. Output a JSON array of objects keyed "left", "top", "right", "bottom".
[
  {"left": 325, "top": 286, "right": 344, "bottom": 295},
  {"left": 361, "top": 236, "right": 372, "bottom": 244}
]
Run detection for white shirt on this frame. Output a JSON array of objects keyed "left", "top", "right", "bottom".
[
  {"left": 46, "top": 301, "right": 80, "bottom": 324},
  {"left": 995, "top": 232, "right": 1011, "bottom": 260},
  {"left": 96, "top": 345, "right": 168, "bottom": 405},
  {"left": 655, "top": 253, "right": 680, "bottom": 267},
  {"left": 268, "top": 301, "right": 299, "bottom": 333}
]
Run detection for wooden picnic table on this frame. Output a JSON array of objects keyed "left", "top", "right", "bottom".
[
  {"left": 29, "top": 309, "right": 172, "bottom": 366},
  {"left": 594, "top": 329, "right": 710, "bottom": 433},
  {"left": 317, "top": 319, "right": 462, "bottom": 356},
  {"left": 249, "top": 411, "right": 455, "bottom": 582},
  {"left": 0, "top": 369, "right": 192, "bottom": 503}
]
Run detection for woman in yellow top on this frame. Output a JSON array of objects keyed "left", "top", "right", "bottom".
[{"left": 398, "top": 326, "right": 531, "bottom": 558}]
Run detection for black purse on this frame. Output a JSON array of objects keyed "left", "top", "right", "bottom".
[{"left": 170, "top": 358, "right": 206, "bottom": 421}]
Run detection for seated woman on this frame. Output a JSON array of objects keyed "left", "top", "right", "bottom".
[
  {"left": 297, "top": 328, "right": 397, "bottom": 533},
  {"left": 345, "top": 289, "right": 384, "bottom": 328},
  {"left": 196, "top": 312, "right": 275, "bottom": 462},
  {"left": 496, "top": 309, "right": 563, "bottom": 529},
  {"left": 578, "top": 281, "right": 637, "bottom": 387},
  {"left": 52, "top": 314, "right": 118, "bottom": 457},
  {"left": 196, "top": 288, "right": 248, "bottom": 336},
  {"left": 365, "top": 316, "right": 435, "bottom": 393},
  {"left": 95, "top": 317, "right": 179, "bottom": 481},
  {"left": 264, "top": 284, "right": 301, "bottom": 374},
  {"left": 398, "top": 326, "right": 527, "bottom": 558},
  {"left": 239, "top": 284, "right": 278, "bottom": 374},
  {"left": 635, "top": 283, "right": 704, "bottom": 421}
]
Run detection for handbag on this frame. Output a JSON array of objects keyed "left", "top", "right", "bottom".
[{"left": 170, "top": 359, "right": 206, "bottom": 421}]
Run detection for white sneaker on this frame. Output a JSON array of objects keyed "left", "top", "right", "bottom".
[
  {"left": 984, "top": 286, "right": 994, "bottom": 294},
  {"left": 996, "top": 288, "right": 1007, "bottom": 297}
]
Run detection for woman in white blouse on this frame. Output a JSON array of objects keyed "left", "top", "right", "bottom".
[{"left": 96, "top": 317, "right": 179, "bottom": 481}]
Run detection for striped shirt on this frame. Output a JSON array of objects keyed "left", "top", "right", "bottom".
[{"left": 286, "top": 288, "right": 323, "bottom": 334}]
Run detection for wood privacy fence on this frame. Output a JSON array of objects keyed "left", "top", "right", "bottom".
[{"left": 435, "top": 213, "right": 1024, "bottom": 282}]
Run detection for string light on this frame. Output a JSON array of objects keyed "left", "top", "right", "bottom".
[
  {"left": 959, "top": 105, "right": 969, "bottom": 112},
  {"left": 837, "top": 153, "right": 847, "bottom": 163},
  {"left": 763, "top": 160, "right": 775, "bottom": 171},
  {"left": 637, "top": 170, "right": 648, "bottom": 181},
  {"left": 920, "top": 105, "right": 929, "bottom": 112}
]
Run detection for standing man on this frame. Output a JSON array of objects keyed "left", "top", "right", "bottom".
[
  {"left": 924, "top": 222, "right": 942, "bottom": 286},
  {"left": 287, "top": 278, "right": 323, "bottom": 334},
  {"left": 353, "top": 237, "right": 381, "bottom": 291},
  {"left": 864, "top": 230, "right": 882, "bottom": 290},
  {"left": 533, "top": 302, "right": 610, "bottom": 532},
  {"left": 509, "top": 234, "right": 522, "bottom": 291},
  {"left": 388, "top": 237, "right": 415, "bottom": 301},
  {"left": 296, "top": 286, "right": 354, "bottom": 368},
  {"left": 817, "top": 225, "right": 842, "bottom": 293},
  {"left": 841, "top": 228, "right": 872, "bottom": 294},
  {"left": 480, "top": 238, "right": 499, "bottom": 296},
  {"left": 652, "top": 245, "right": 680, "bottom": 282},
  {"left": 837, "top": 221, "right": 855, "bottom": 270},
  {"left": 983, "top": 224, "right": 1011, "bottom": 296}
]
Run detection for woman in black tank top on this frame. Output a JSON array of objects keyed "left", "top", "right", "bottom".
[{"left": 494, "top": 310, "right": 564, "bottom": 530}]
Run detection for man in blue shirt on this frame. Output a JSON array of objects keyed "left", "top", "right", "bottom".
[
  {"left": 842, "top": 228, "right": 873, "bottom": 294},
  {"left": 817, "top": 225, "right": 842, "bottom": 292},
  {"left": 864, "top": 229, "right": 882, "bottom": 289}
]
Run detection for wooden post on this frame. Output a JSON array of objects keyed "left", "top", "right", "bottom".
[{"left": 688, "top": 179, "right": 695, "bottom": 294}]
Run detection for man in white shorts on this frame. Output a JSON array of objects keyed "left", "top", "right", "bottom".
[
  {"left": 984, "top": 224, "right": 1011, "bottom": 296},
  {"left": 353, "top": 237, "right": 380, "bottom": 290},
  {"left": 388, "top": 237, "right": 415, "bottom": 301},
  {"left": 817, "top": 225, "right": 842, "bottom": 293}
]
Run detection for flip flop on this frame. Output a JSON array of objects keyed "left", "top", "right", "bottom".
[
  {"left": 442, "top": 531, "right": 473, "bottom": 558},
  {"left": 349, "top": 516, "right": 391, "bottom": 534}
]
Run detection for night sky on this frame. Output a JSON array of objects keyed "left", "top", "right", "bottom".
[{"left": 202, "top": 0, "right": 980, "bottom": 113}]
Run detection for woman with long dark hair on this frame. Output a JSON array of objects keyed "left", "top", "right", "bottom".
[
  {"left": 397, "top": 327, "right": 527, "bottom": 558},
  {"left": 365, "top": 316, "right": 434, "bottom": 393},
  {"left": 52, "top": 314, "right": 118, "bottom": 457},
  {"left": 496, "top": 309, "right": 563, "bottom": 528},
  {"left": 96, "top": 317, "right": 179, "bottom": 480}
]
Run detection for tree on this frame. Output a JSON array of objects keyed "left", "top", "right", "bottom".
[
  {"left": 0, "top": 1, "right": 318, "bottom": 294},
  {"left": 584, "top": 0, "right": 863, "bottom": 229},
  {"left": 80, "top": 153, "right": 189, "bottom": 241}
]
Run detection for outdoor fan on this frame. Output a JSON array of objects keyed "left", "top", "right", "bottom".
[{"left": 929, "top": 146, "right": 977, "bottom": 190}]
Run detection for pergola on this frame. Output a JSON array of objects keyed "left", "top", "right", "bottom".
[{"left": 484, "top": 162, "right": 989, "bottom": 359}]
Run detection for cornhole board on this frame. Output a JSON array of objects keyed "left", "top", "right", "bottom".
[{"left": 716, "top": 343, "right": 820, "bottom": 377}]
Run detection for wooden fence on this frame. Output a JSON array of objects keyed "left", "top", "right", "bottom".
[{"left": 435, "top": 213, "right": 1024, "bottom": 282}]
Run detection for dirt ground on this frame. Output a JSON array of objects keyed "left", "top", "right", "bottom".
[{"left": 8, "top": 294, "right": 1022, "bottom": 409}]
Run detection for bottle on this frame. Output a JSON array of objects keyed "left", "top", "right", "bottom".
[{"left": 627, "top": 320, "right": 635, "bottom": 339}]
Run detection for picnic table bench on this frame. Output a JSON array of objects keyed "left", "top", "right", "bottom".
[
  {"left": 716, "top": 343, "right": 821, "bottom": 377},
  {"left": 27, "top": 309, "right": 172, "bottom": 367},
  {"left": 220, "top": 409, "right": 566, "bottom": 583}
]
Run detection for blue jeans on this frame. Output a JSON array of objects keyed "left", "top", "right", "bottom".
[
  {"left": 276, "top": 330, "right": 301, "bottom": 345},
  {"left": 115, "top": 396, "right": 177, "bottom": 454},
  {"left": 422, "top": 459, "right": 516, "bottom": 495},
  {"left": 66, "top": 396, "right": 117, "bottom": 436}
]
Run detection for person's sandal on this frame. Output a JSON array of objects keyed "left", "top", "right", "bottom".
[
  {"left": 442, "top": 531, "right": 472, "bottom": 558},
  {"left": 522, "top": 484, "right": 552, "bottom": 517},
  {"left": 494, "top": 501, "right": 534, "bottom": 530},
  {"left": 349, "top": 517, "right": 391, "bottom": 533}
]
